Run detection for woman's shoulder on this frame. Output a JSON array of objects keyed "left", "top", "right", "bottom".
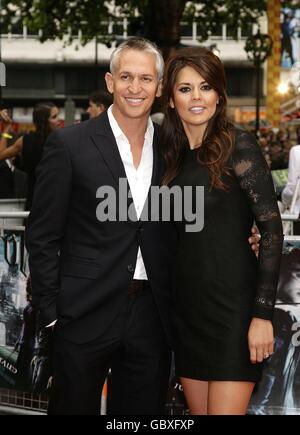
[
  {"left": 232, "top": 127, "right": 259, "bottom": 153},
  {"left": 233, "top": 127, "right": 256, "bottom": 144}
]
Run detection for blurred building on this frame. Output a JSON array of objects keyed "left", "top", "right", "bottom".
[{"left": 1, "top": 14, "right": 297, "bottom": 124}]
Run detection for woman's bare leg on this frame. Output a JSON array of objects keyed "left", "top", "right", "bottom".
[
  {"left": 180, "top": 377, "right": 208, "bottom": 415},
  {"left": 181, "top": 378, "right": 255, "bottom": 415},
  {"left": 207, "top": 381, "right": 255, "bottom": 415}
]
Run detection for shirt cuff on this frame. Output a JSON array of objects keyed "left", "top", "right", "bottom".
[{"left": 46, "top": 320, "right": 57, "bottom": 328}]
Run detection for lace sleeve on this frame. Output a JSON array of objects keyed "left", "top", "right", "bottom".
[{"left": 232, "top": 130, "right": 284, "bottom": 320}]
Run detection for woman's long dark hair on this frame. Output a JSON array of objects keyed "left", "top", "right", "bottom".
[
  {"left": 161, "top": 47, "right": 235, "bottom": 190},
  {"left": 33, "top": 102, "right": 56, "bottom": 143}
]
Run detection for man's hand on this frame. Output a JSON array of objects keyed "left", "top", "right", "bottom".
[{"left": 248, "top": 226, "right": 260, "bottom": 257}]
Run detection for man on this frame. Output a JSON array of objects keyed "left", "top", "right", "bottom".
[
  {"left": 26, "top": 37, "right": 259, "bottom": 415},
  {"left": 87, "top": 90, "right": 113, "bottom": 119},
  {"left": 26, "top": 38, "right": 174, "bottom": 415}
]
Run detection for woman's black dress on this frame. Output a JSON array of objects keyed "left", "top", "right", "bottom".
[{"left": 172, "top": 129, "right": 283, "bottom": 382}]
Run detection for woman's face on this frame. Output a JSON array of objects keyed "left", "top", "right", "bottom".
[
  {"left": 48, "top": 106, "right": 60, "bottom": 130},
  {"left": 279, "top": 261, "right": 300, "bottom": 303},
  {"left": 170, "top": 66, "right": 219, "bottom": 133}
]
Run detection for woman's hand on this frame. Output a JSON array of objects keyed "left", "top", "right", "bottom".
[
  {"left": 0, "top": 109, "right": 12, "bottom": 131},
  {"left": 248, "top": 317, "right": 274, "bottom": 364}
]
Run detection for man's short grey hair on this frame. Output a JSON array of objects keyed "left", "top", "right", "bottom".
[{"left": 110, "top": 37, "right": 164, "bottom": 81}]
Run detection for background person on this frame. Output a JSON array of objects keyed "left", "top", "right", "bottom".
[
  {"left": 0, "top": 102, "right": 60, "bottom": 211},
  {"left": 87, "top": 90, "right": 113, "bottom": 119},
  {"left": 282, "top": 145, "right": 300, "bottom": 217},
  {"left": 0, "top": 109, "right": 16, "bottom": 198}
]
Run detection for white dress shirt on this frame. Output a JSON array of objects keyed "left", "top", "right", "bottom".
[
  {"left": 282, "top": 145, "right": 300, "bottom": 215},
  {"left": 107, "top": 105, "right": 154, "bottom": 280}
]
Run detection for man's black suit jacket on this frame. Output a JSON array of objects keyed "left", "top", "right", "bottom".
[{"left": 26, "top": 112, "right": 177, "bottom": 345}]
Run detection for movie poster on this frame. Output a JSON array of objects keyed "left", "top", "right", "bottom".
[
  {"left": 0, "top": 230, "right": 52, "bottom": 394},
  {"left": 248, "top": 241, "right": 300, "bottom": 415},
  {"left": 0, "top": 231, "right": 27, "bottom": 389}
]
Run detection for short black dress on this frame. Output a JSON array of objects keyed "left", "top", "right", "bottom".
[{"left": 172, "top": 129, "right": 284, "bottom": 382}]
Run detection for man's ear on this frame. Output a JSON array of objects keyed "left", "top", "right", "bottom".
[
  {"left": 105, "top": 72, "right": 114, "bottom": 94},
  {"left": 156, "top": 80, "right": 163, "bottom": 98}
]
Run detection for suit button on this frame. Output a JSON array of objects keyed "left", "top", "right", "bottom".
[{"left": 127, "top": 264, "right": 134, "bottom": 273}]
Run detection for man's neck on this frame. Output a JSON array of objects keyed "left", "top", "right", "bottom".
[{"left": 112, "top": 106, "right": 150, "bottom": 143}]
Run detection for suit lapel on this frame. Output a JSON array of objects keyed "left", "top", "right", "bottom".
[
  {"left": 90, "top": 112, "right": 137, "bottom": 220},
  {"left": 90, "top": 111, "right": 127, "bottom": 184},
  {"left": 151, "top": 123, "right": 163, "bottom": 187}
]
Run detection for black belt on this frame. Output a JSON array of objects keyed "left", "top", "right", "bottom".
[{"left": 128, "top": 279, "right": 149, "bottom": 297}]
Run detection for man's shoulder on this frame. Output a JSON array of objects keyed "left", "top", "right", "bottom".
[
  {"left": 55, "top": 118, "right": 93, "bottom": 140},
  {"left": 51, "top": 112, "right": 109, "bottom": 146}
]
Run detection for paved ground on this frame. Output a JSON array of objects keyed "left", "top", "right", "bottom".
[{"left": 0, "top": 405, "right": 45, "bottom": 415}]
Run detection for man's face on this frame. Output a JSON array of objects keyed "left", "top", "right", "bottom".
[
  {"left": 105, "top": 49, "right": 162, "bottom": 122},
  {"left": 87, "top": 101, "right": 105, "bottom": 119}
]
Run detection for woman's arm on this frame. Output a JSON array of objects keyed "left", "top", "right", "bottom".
[
  {"left": 0, "top": 109, "right": 13, "bottom": 153},
  {"left": 0, "top": 136, "right": 23, "bottom": 161},
  {"left": 232, "top": 130, "right": 284, "bottom": 364}
]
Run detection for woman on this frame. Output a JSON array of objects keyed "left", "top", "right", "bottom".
[
  {"left": 0, "top": 102, "right": 60, "bottom": 210},
  {"left": 161, "top": 48, "right": 284, "bottom": 415}
]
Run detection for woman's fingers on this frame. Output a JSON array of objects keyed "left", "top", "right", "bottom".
[
  {"left": 248, "top": 318, "right": 274, "bottom": 364},
  {"left": 250, "top": 346, "right": 257, "bottom": 364}
]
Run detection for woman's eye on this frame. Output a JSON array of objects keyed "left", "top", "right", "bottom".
[
  {"left": 179, "top": 87, "right": 190, "bottom": 93},
  {"left": 201, "top": 84, "right": 212, "bottom": 91}
]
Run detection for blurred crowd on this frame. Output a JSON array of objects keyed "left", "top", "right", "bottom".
[
  {"left": 0, "top": 91, "right": 112, "bottom": 205},
  {"left": 258, "top": 126, "right": 300, "bottom": 171}
]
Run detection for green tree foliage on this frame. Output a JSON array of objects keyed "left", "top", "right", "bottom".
[
  {"left": 0, "top": 0, "right": 112, "bottom": 45},
  {"left": 1, "top": 0, "right": 295, "bottom": 49}
]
